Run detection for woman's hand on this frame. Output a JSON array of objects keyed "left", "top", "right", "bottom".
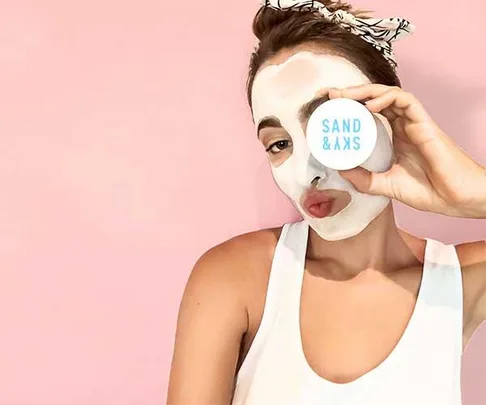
[{"left": 328, "top": 84, "right": 486, "bottom": 219}]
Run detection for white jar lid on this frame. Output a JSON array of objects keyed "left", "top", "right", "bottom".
[{"left": 306, "top": 98, "right": 377, "bottom": 170}]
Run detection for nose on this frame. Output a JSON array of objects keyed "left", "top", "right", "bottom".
[{"left": 307, "top": 154, "right": 328, "bottom": 187}]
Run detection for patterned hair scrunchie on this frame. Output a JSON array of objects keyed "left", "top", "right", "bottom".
[{"left": 260, "top": 0, "right": 415, "bottom": 70}]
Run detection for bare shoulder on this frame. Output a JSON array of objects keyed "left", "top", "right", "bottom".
[
  {"left": 454, "top": 240, "right": 486, "bottom": 327},
  {"left": 455, "top": 240, "right": 486, "bottom": 267},
  {"left": 455, "top": 240, "right": 486, "bottom": 285},
  {"left": 186, "top": 225, "right": 283, "bottom": 311},
  {"left": 167, "top": 226, "right": 284, "bottom": 404},
  {"left": 198, "top": 226, "right": 282, "bottom": 271}
]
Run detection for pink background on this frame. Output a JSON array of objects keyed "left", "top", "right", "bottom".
[{"left": 0, "top": 0, "right": 485, "bottom": 404}]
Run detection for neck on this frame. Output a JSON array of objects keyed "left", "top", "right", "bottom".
[{"left": 306, "top": 204, "right": 421, "bottom": 276}]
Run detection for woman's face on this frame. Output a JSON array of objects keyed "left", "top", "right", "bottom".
[{"left": 251, "top": 48, "right": 395, "bottom": 241}]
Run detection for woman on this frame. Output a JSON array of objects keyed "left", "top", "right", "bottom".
[{"left": 167, "top": 1, "right": 486, "bottom": 404}]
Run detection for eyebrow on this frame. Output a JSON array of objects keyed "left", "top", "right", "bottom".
[
  {"left": 256, "top": 93, "right": 330, "bottom": 138},
  {"left": 298, "top": 93, "right": 330, "bottom": 123},
  {"left": 257, "top": 117, "right": 282, "bottom": 137}
]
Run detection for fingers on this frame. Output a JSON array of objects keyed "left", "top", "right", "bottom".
[
  {"left": 339, "top": 167, "right": 395, "bottom": 199},
  {"left": 329, "top": 84, "right": 392, "bottom": 100},
  {"left": 379, "top": 109, "right": 397, "bottom": 123},
  {"left": 365, "top": 88, "right": 414, "bottom": 112},
  {"left": 329, "top": 84, "right": 431, "bottom": 124}
]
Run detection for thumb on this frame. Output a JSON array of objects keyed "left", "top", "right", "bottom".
[{"left": 338, "top": 167, "right": 393, "bottom": 198}]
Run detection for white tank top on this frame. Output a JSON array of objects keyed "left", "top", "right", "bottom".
[{"left": 232, "top": 220, "right": 463, "bottom": 405}]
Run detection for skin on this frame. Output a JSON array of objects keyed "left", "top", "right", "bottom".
[{"left": 166, "top": 44, "right": 486, "bottom": 405}]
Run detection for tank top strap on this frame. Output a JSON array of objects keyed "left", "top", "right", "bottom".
[
  {"left": 246, "top": 219, "right": 309, "bottom": 332},
  {"left": 417, "top": 238, "right": 463, "bottom": 367},
  {"left": 276, "top": 220, "right": 309, "bottom": 310},
  {"left": 259, "top": 220, "right": 309, "bottom": 314},
  {"left": 234, "top": 220, "right": 309, "bottom": 383},
  {"left": 422, "top": 237, "right": 463, "bottom": 312}
]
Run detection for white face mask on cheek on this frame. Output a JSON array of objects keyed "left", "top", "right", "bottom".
[{"left": 252, "top": 52, "right": 394, "bottom": 241}]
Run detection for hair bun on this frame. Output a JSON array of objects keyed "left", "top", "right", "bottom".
[{"left": 253, "top": 1, "right": 367, "bottom": 42}]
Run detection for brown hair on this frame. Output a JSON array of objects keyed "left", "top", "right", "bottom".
[{"left": 247, "top": 1, "right": 401, "bottom": 108}]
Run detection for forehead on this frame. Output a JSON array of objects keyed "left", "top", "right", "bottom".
[{"left": 251, "top": 51, "right": 370, "bottom": 124}]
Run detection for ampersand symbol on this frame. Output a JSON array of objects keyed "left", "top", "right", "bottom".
[{"left": 322, "top": 137, "right": 331, "bottom": 151}]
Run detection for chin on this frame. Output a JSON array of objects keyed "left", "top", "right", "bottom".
[
  {"left": 299, "top": 197, "right": 391, "bottom": 241},
  {"left": 308, "top": 220, "right": 372, "bottom": 241}
]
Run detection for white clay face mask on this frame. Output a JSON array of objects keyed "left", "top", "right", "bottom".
[{"left": 252, "top": 51, "right": 394, "bottom": 241}]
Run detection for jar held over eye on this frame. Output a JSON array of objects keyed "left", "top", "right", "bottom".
[{"left": 306, "top": 98, "right": 378, "bottom": 171}]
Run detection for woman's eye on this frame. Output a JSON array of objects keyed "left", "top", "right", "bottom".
[{"left": 266, "top": 140, "right": 291, "bottom": 154}]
